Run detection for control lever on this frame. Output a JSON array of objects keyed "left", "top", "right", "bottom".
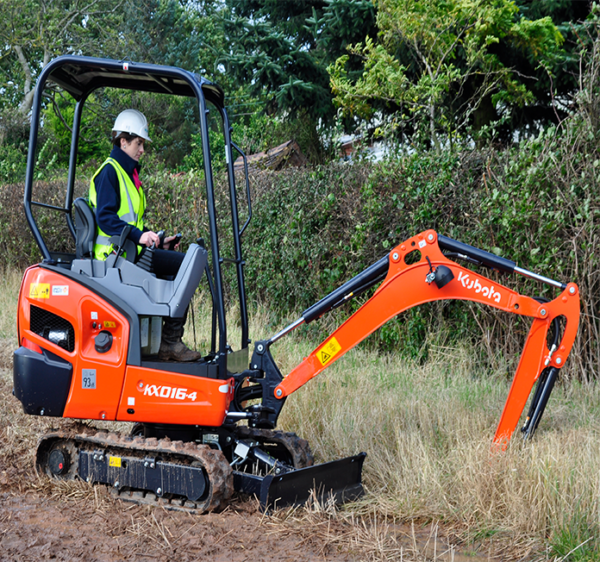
[
  {"left": 156, "top": 230, "right": 165, "bottom": 249},
  {"left": 137, "top": 229, "right": 161, "bottom": 273},
  {"left": 168, "top": 233, "right": 182, "bottom": 251},
  {"left": 112, "top": 224, "right": 132, "bottom": 267}
]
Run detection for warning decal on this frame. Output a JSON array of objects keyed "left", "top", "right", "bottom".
[
  {"left": 29, "top": 283, "right": 50, "bottom": 299},
  {"left": 109, "top": 456, "right": 122, "bottom": 468},
  {"left": 317, "top": 336, "right": 342, "bottom": 367}
]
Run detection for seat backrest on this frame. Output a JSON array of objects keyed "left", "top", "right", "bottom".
[{"left": 73, "top": 197, "right": 96, "bottom": 259}]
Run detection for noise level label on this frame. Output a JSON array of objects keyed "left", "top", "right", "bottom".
[
  {"left": 52, "top": 285, "right": 69, "bottom": 296},
  {"left": 317, "top": 336, "right": 342, "bottom": 367}
]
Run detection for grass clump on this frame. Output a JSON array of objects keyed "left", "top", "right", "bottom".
[{"left": 550, "top": 507, "right": 600, "bottom": 561}]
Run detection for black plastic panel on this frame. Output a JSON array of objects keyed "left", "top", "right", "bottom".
[
  {"left": 13, "top": 346, "right": 73, "bottom": 416},
  {"left": 141, "top": 360, "right": 219, "bottom": 378}
]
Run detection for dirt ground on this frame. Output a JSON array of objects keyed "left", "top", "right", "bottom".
[
  {"left": 0, "top": 486, "right": 358, "bottom": 562},
  {"left": 0, "top": 349, "right": 362, "bottom": 561},
  {"left": 0, "top": 343, "right": 504, "bottom": 562},
  {"left": 0, "top": 437, "right": 505, "bottom": 562},
  {"left": 0, "top": 480, "right": 497, "bottom": 562}
]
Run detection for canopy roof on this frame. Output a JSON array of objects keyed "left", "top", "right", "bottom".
[{"left": 42, "top": 55, "right": 224, "bottom": 106}]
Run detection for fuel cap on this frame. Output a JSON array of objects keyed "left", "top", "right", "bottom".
[{"left": 95, "top": 330, "right": 113, "bottom": 353}]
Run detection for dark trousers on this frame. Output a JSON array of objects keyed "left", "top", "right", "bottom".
[{"left": 137, "top": 247, "right": 185, "bottom": 279}]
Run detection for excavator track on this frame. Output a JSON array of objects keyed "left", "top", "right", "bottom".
[
  {"left": 234, "top": 427, "right": 314, "bottom": 469},
  {"left": 36, "top": 428, "right": 233, "bottom": 513}
]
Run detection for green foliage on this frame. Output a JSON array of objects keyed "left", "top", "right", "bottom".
[
  {"left": 0, "top": 0, "right": 125, "bottom": 114},
  {"left": 223, "top": 0, "right": 376, "bottom": 122},
  {"left": 183, "top": 128, "right": 226, "bottom": 174},
  {"left": 0, "top": 143, "right": 26, "bottom": 183},
  {"left": 227, "top": 111, "right": 332, "bottom": 165},
  {"left": 3, "top": 83, "right": 600, "bottom": 369},
  {"left": 550, "top": 506, "right": 600, "bottom": 561},
  {"left": 0, "top": 0, "right": 229, "bottom": 172},
  {"left": 330, "top": 0, "right": 568, "bottom": 147},
  {"left": 236, "top": 52, "right": 600, "bottom": 371},
  {"left": 41, "top": 93, "right": 112, "bottom": 169}
]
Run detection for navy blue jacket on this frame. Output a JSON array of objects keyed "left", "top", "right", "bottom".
[{"left": 94, "top": 147, "right": 146, "bottom": 244}]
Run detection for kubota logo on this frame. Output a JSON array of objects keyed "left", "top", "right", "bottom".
[
  {"left": 143, "top": 385, "right": 197, "bottom": 401},
  {"left": 457, "top": 271, "right": 502, "bottom": 303}
]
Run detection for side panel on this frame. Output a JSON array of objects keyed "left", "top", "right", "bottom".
[
  {"left": 116, "top": 366, "right": 234, "bottom": 426},
  {"left": 13, "top": 347, "right": 73, "bottom": 416},
  {"left": 18, "top": 266, "right": 129, "bottom": 420}
]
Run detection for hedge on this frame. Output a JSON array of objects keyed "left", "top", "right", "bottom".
[{"left": 1, "top": 50, "right": 599, "bottom": 378}]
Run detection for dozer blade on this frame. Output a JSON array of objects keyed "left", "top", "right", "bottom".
[{"left": 234, "top": 452, "right": 366, "bottom": 510}]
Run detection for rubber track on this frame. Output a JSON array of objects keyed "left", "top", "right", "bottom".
[
  {"left": 235, "top": 427, "right": 314, "bottom": 469},
  {"left": 36, "top": 428, "right": 233, "bottom": 513}
]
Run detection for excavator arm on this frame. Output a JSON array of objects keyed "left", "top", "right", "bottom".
[{"left": 249, "top": 230, "right": 580, "bottom": 447}]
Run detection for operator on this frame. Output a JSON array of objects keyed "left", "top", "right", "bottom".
[{"left": 89, "top": 108, "right": 201, "bottom": 363}]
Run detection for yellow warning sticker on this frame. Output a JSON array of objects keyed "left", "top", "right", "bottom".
[
  {"left": 29, "top": 283, "right": 50, "bottom": 299},
  {"left": 109, "top": 456, "right": 122, "bottom": 468},
  {"left": 317, "top": 337, "right": 342, "bottom": 367},
  {"left": 104, "top": 321, "right": 116, "bottom": 329}
]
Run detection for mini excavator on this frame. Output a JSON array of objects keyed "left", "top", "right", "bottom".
[{"left": 14, "top": 56, "right": 580, "bottom": 512}]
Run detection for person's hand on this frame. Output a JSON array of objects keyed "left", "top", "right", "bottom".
[
  {"left": 139, "top": 231, "right": 161, "bottom": 248},
  {"left": 163, "top": 235, "right": 180, "bottom": 250}
]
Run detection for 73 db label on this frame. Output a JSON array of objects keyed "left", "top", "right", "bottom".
[{"left": 82, "top": 369, "right": 96, "bottom": 389}]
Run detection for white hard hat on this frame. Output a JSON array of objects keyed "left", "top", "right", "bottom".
[{"left": 112, "top": 109, "right": 152, "bottom": 142}]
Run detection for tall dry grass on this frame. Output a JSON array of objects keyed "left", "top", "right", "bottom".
[
  {"left": 261, "top": 318, "right": 600, "bottom": 557},
  {"left": 187, "top": 295, "right": 600, "bottom": 557}
]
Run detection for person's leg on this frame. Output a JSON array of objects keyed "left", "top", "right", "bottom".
[
  {"left": 150, "top": 248, "right": 185, "bottom": 278},
  {"left": 138, "top": 248, "right": 201, "bottom": 362},
  {"left": 159, "top": 306, "right": 202, "bottom": 362}
]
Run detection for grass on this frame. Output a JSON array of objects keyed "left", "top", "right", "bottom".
[
  {"left": 247, "top": 311, "right": 600, "bottom": 559},
  {"left": 3, "top": 267, "right": 600, "bottom": 560}
]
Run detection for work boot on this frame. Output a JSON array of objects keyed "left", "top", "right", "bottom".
[
  {"left": 158, "top": 311, "right": 202, "bottom": 362},
  {"left": 158, "top": 340, "right": 202, "bottom": 362}
]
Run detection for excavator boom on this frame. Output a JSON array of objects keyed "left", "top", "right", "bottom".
[{"left": 259, "top": 230, "right": 580, "bottom": 447}]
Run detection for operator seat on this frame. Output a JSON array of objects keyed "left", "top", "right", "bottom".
[
  {"left": 73, "top": 197, "right": 136, "bottom": 261},
  {"left": 71, "top": 198, "right": 206, "bottom": 319}
]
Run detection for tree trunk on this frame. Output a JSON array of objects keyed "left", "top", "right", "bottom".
[
  {"left": 14, "top": 45, "right": 33, "bottom": 115},
  {"left": 14, "top": 46, "right": 50, "bottom": 115},
  {"left": 429, "top": 100, "right": 440, "bottom": 153}
]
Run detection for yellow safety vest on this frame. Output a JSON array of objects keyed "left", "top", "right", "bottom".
[{"left": 89, "top": 157, "right": 146, "bottom": 261}]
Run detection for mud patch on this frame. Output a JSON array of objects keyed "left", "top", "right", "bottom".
[{"left": 0, "top": 490, "right": 358, "bottom": 561}]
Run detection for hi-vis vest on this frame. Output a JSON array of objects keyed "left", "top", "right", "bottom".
[{"left": 89, "top": 157, "right": 146, "bottom": 261}]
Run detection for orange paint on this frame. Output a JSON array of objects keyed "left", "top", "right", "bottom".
[
  {"left": 17, "top": 266, "right": 233, "bottom": 425},
  {"left": 275, "top": 230, "right": 580, "bottom": 448}
]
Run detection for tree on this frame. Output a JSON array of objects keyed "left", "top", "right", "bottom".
[
  {"left": 329, "top": 0, "right": 567, "bottom": 148},
  {"left": 0, "top": 0, "right": 125, "bottom": 116},
  {"left": 222, "top": 0, "right": 376, "bottom": 122}
]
